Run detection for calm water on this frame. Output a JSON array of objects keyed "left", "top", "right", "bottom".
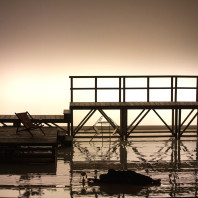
[{"left": 0, "top": 137, "right": 198, "bottom": 198}]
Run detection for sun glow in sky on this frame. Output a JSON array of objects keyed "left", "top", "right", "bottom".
[{"left": 0, "top": 0, "right": 198, "bottom": 124}]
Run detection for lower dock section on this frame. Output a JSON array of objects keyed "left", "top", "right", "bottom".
[{"left": 0, "top": 127, "right": 58, "bottom": 161}]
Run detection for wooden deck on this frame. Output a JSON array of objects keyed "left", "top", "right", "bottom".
[
  {"left": 0, "top": 115, "right": 67, "bottom": 125},
  {"left": 0, "top": 127, "right": 57, "bottom": 146},
  {"left": 0, "top": 112, "right": 72, "bottom": 134},
  {"left": 70, "top": 102, "right": 198, "bottom": 110}
]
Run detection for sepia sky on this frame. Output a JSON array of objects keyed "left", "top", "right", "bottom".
[{"left": 0, "top": 0, "right": 198, "bottom": 116}]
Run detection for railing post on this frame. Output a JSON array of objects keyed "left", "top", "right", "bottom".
[
  {"left": 171, "top": 76, "right": 174, "bottom": 135},
  {"left": 147, "top": 77, "right": 150, "bottom": 102},
  {"left": 95, "top": 77, "right": 97, "bottom": 102},
  {"left": 174, "top": 77, "right": 178, "bottom": 139},
  {"left": 171, "top": 77, "right": 174, "bottom": 102},
  {"left": 71, "top": 77, "right": 73, "bottom": 102},
  {"left": 119, "top": 77, "right": 121, "bottom": 102},
  {"left": 196, "top": 77, "right": 198, "bottom": 102},
  {"left": 175, "top": 76, "right": 178, "bottom": 102},
  {"left": 123, "top": 77, "right": 126, "bottom": 102}
]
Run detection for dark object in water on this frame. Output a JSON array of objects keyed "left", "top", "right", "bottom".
[{"left": 88, "top": 169, "right": 161, "bottom": 186}]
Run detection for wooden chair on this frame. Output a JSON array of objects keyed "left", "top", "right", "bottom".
[{"left": 15, "top": 112, "right": 45, "bottom": 137}]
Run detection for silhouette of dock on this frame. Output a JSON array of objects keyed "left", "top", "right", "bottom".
[
  {"left": 69, "top": 75, "right": 198, "bottom": 139},
  {"left": 0, "top": 127, "right": 58, "bottom": 160},
  {"left": 0, "top": 75, "right": 198, "bottom": 141},
  {"left": 0, "top": 127, "right": 57, "bottom": 146}
]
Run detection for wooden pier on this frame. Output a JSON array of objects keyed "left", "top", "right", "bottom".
[
  {"left": 0, "top": 127, "right": 57, "bottom": 146},
  {"left": 0, "top": 113, "right": 71, "bottom": 133},
  {"left": 0, "top": 112, "right": 72, "bottom": 151},
  {"left": 69, "top": 75, "right": 198, "bottom": 139},
  {"left": 0, "top": 127, "right": 58, "bottom": 160},
  {"left": 0, "top": 75, "right": 198, "bottom": 141}
]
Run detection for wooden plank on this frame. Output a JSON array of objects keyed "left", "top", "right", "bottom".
[
  {"left": 64, "top": 109, "right": 71, "bottom": 114},
  {"left": 70, "top": 101, "right": 198, "bottom": 109}
]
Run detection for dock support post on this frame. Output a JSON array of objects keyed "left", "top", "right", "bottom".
[
  {"left": 197, "top": 108, "right": 198, "bottom": 136},
  {"left": 172, "top": 109, "right": 175, "bottom": 137},
  {"left": 175, "top": 109, "right": 178, "bottom": 139},
  {"left": 174, "top": 138, "right": 177, "bottom": 165},
  {"left": 120, "top": 108, "right": 127, "bottom": 140},
  {"left": 120, "top": 140, "right": 127, "bottom": 170},
  {"left": 71, "top": 110, "right": 73, "bottom": 137},
  {"left": 178, "top": 109, "right": 181, "bottom": 139}
]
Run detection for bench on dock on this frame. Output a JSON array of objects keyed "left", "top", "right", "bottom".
[{"left": 0, "top": 110, "right": 72, "bottom": 133}]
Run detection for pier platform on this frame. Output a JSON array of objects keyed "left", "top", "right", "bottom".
[
  {"left": 0, "top": 127, "right": 58, "bottom": 160},
  {"left": 0, "top": 111, "right": 71, "bottom": 133},
  {"left": 70, "top": 101, "right": 198, "bottom": 110},
  {"left": 69, "top": 75, "right": 198, "bottom": 139}
]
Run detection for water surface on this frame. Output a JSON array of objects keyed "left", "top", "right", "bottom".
[{"left": 0, "top": 137, "right": 198, "bottom": 197}]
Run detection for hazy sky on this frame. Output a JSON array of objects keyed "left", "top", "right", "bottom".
[{"left": 0, "top": 0, "right": 198, "bottom": 115}]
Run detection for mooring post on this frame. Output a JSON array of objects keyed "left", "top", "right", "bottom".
[
  {"left": 174, "top": 138, "right": 178, "bottom": 165},
  {"left": 120, "top": 108, "right": 127, "bottom": 140},
  {"left": 120, "top": 140, "right": 127, "bottom": 170},
  {"left": 178, "top": 139, "right": 181, "bottom": 164},
  {"left": 196, "top": 77, "right": 198, "bottom": 135}
]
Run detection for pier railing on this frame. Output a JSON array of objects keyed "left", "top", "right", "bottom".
[{"left": 70, "top": 75, "right": 198, "bottom": 103}]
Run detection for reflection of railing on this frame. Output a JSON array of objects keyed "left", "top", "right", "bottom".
[{"left": 70, "top": 75, "right": 198, "bottom": 102}]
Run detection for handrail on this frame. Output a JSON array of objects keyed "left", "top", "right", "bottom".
[{"left": 69, "top": 75, "right": 198, "bottom": 103}]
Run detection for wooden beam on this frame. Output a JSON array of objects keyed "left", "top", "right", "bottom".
[
  {"left": 152, "top": 109, "right": 173, "bottom": 135},
  {"left": 127, "top": 109, "right": 146, "bottom": 131},
  {"left": 95, "top": 77, "right": 97, "bottom": 102},
  {"left": 147, "top": 77, "right": 150, "bottom": 102},
  {"left": 119, "top": 77, "right": 121, "bottom": 102},
  {"left": 71, "top": 77, "right": 73, "bottom": 102},
  {"left": 120, "top": 108, "right": 127, "bottom": 139},
  {"left": 127, "top": 109, "right": 151, "bottom": 137},
  {"left": 73, "top": 109, "right": 96, "bottom": 136},
  {"left": 180, "top": 111, "right": 198, "bottom": 136},
  {"left": 123, "top": 77, "right": 126, "bottom": 102}
]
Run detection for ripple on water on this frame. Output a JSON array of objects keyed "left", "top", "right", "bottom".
[{"left": 0, "top": 138, "right": 198, "bottom": 197}]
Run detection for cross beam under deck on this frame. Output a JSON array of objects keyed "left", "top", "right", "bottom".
[{"left": 70, "top": 102, "right": 198, "bottom": 139}]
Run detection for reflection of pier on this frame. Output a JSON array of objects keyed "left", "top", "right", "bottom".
[
  {"left": 0, "top": 161, "right": 56, "bottom": 174},
  {"left": 69, "top": 75, "right": 198, "bottom": 139},
  {"left": 70, "top": 139, "right": 198, "bottom": 171},
  {"left": 71, "top": 160, "right": 198, "bottom": 172},
  {"left": 66, "top": 138, "right": 198, "bottom": 197}
]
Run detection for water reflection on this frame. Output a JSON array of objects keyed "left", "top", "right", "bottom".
[{"left": 0, "top": 138, "right": 198, "bottom": 197}]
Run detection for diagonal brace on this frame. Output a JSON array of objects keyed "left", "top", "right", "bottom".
[
  {"left": 180, "top": 109, "right": 194, "bottom": 129},
  {"left": 152, "top": 109, "right": 174, "bottom": 136},
  {"left": 98, "top": 109, "right": 120, "bottom": 135},
  {"left": 73, "top": 109, "right": 96, "bottom": 136},
  {"left": 127, "top": 109, "right": 146, "bottom": 131},
  {"left": 180, "top": 111, "right": 198, "bottom": 137},
  {"left": 1, "top": 122, "right": 7, "bottom": 127},
  {"left": 127, "top": 109, "right": 151, "bottom": 137}
]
